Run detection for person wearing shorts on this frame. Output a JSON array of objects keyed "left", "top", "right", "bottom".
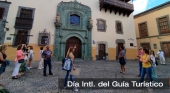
[{"left": 118, "top": 46, "right": 126, "bottom": 74}]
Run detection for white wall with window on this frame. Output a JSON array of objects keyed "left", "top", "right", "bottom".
[{"left": 4, "top": 0, "right": 136, "bottom": 49}]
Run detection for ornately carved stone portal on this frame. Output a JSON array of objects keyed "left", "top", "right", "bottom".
[{"left": 53, "top": 1, "right": 93, "bottom": 61}]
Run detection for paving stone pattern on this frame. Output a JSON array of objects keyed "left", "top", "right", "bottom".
[{"left": 0, "top": 60, "right": 170, "bottom": 93}]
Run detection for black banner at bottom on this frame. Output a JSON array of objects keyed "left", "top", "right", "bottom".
[{"left": 58, "top": 78, "right": 170, "bottom": 89}]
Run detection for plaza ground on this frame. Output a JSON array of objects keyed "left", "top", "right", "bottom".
[{"left": 0, "top": 60, "right": 170, "bottom": 93}]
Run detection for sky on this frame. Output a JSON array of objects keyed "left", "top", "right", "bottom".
[{"left": 133, "top": 0, "right": 170, "bottom": 15}]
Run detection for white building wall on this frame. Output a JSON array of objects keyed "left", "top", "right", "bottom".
[{"left": 5, "top": 0, "right": 137, "bottom": 49}]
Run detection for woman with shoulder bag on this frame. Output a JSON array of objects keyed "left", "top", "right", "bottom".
[
  {"left": 0, "top": 45, "right": 7, "bottom": 86},
  {"left": 63, "top": 46, "right": 78, "bottom": 92},
  {"left": 150, "top": 50, "right": 158, "bottom": 81},
  {"left": 150, "top": 50, "right": 156, "bottom": 67},
  {"left": 19, "top": 44, "right": 28, "bottom": 74},
  {"left": 12, "top": 44, "right": 24, "bottom": 79}
]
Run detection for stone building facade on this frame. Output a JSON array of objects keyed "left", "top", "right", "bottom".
[
  {"left": 134, "top": 1, "right": 170, "bottom": 59},
  {"left": 2, "top": 0, "right": 137, "bottom": 61},
  {"left": 0, "top": 1, "right": 11, "bottom": 44}
]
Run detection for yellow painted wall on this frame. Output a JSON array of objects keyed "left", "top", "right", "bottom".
[
  {"left": 4, "top": 43, "right": 17, "bottom": 61},
  {"left": 108, "top": 48, "right": 116, "bottom": 60},
  {"left": 126, "top": 48, "right": 138, "bottom": 60},
  {"left": 92, "top": 47, "right": 96, "bottom": 60},
  {"left": 4, "top": 43, "right": 54, "bottom": 61},
  {"left": 5, "top": 45, "right": 138, "bottom": 61},
  {"left": 92, "top": 47, "right": 137, "bottom": 61},
  {"left": 137, "top": 36, "right": 170, "bottom": 57}
]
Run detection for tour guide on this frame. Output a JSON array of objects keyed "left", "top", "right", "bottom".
[{"left": 42, "top": 45, "right": 53, "bottom": 76}]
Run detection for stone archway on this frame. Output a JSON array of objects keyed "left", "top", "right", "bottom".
[
  {"left": 65, "top": 37, "right": 82, "bottom": 58},
  {"left": 58, "top": 33, "right": 86, "bottom": 60}
]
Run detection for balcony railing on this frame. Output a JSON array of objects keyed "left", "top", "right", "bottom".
[
  {"left": 119, "top": 0, "right": 131, "bottom": 3},
  {"left": 14, "top": 17, "right": 33, "bottom": 29},
  {"left": 99, "top": 0, "right": 134, "bottom": 16},
  {"left": 100, "top": 0, "right": 134, "bottom": 10}
]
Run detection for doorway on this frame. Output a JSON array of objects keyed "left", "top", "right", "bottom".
[
  {"left": 162, "top": 42, "right": 170, "bottom": 58},
  {"left": 98, "top": 44, "right": 106, "bottom": 60},
  {"left": 65, "top": 37, "right": 81, "bottom": 58},
  {"left": 117, "top": 43, "right": 123, "bottom": 58}
]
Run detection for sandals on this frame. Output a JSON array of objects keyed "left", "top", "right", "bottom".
[
  {"left": 12, "top": 76, "right": 19, "bottom": 79},
  {"left": 18, "top": 72, "right": 24, "bottom": 76},
  {"left": 16, "top": 75, "right": 21, "bottom": 78},
  {"left": 120, "top": 72, "right": 125, "bottom": 75},
  {"left": 20, "top": 72, "right": 24, "bottom": 75},
  {"left": 122, "top": 72, "right": 125, "bottom": 75}
]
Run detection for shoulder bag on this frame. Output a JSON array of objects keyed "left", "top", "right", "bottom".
[
  {"left": 62, "top": 58, "right": 72, "bottom": 71},
  {"left": 146, "top": 55, "right": 158, "bottom": 82},
  {"left": 18, "top": 59, "right": 24, "bottom": 63},
  {"left": 62, "top": 51, "right": 70, "bottom": 67},
  {"left": 62, "top": 52, "right": 72, "bottom": 71},
  {"left": 155, "top": 60, "right": 158, "bottom": 66}
]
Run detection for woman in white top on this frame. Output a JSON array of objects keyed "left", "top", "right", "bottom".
[
  {"left": 27, "top": 46, "right": 34, "bottom": 69},
  {"left": 150, "top": 50, "right": 156, "bottom": 67},
  {"left": 38, "top": 47, "right": 44, "bottom": 69}
]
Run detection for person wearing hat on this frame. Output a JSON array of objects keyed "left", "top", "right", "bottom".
[{"left": 137, "top": 47, "right": 143, "bottom": 77}]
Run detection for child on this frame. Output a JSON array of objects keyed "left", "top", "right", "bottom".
[{"left": 27, "top": 46, "right": 34, "bottom": 69}]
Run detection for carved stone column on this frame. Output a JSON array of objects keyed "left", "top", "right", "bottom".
[
  {"left": 86, "top": 18, "right": 93, "bottom": 60},
  {"left": 55, "top": 22, "right": 62, "bottom": 37},
  {"left": 53, "top": 21, "right": 62, "bottom": 61},
  {"left": 88, "top": 31, "right": 93, "bottom": 60},
  {"left": 59, "top": 41, "right": 65, "bottom": 60},
  {"left": 81, "top": 42, "right": 86, "bottom": 60}
]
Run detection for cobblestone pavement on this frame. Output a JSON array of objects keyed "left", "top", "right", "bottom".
[{"left": 0, "top": 60, "right": 170, "bottom": 93}]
